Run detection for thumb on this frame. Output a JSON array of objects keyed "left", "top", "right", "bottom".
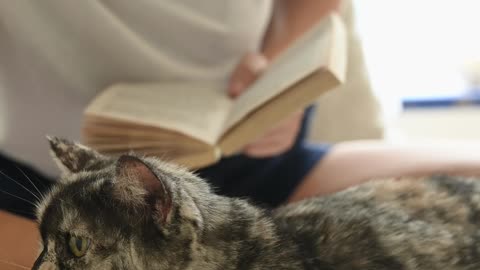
[{"left": 228, "top": 53, "right": 268, "bottom": 98}]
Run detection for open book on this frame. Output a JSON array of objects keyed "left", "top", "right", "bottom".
[{"left": 82, "top": 14, "right": 347, "bottom": 169}]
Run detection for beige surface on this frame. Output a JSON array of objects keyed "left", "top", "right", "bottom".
[{"left": 0, "top": 211, "right": 39, "bottom": 269}]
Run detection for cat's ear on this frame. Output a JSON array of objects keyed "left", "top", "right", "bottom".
[
  {"left": 115, "top": 155, "right": 172, "bottom": 225},
  {"left": 47, "top": 136, "right": 108, "bottom": 174}
]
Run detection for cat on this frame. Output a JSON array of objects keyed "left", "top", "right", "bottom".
[{"left": 32, "top": 137, "right": 480, "bottom": 270}]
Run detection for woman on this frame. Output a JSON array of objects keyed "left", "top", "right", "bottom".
[{"left": 1, "top": 1, "right": 479, "bottom": 268}]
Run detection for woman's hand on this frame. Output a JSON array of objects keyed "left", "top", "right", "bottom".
[
  {"left": 228, "top": 52, "right": 303, "bottom": 158},
  {"left": 225, "top": 1, "right": 340, "bottom": 158}
]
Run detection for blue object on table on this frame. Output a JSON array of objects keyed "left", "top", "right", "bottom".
[{"left": 402, "top": 88, "right": 480, "bottom": 109}]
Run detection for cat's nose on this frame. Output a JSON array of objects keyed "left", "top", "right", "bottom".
[{"left": 38, "top": 262, "right": 56, "bottom": 270}]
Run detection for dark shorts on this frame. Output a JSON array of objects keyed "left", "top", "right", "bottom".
[{"left": 0, "top": 106, "right": 329, "bottom": 220}]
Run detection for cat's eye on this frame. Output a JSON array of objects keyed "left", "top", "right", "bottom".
[{"left": 68, "top": 235, "right": 91, "bottom": 257}]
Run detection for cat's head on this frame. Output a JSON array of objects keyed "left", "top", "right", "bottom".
[{"left": 33, "top": 137, "right": 211, "bottom": 270}]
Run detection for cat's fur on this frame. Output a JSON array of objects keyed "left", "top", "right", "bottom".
[{"left": 33, "top": 137, "right": 480, "bottom": 270}]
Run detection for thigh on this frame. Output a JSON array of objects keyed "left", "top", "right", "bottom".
[{"left": 288, "top": 140, "right": 480, "bottom": 202}]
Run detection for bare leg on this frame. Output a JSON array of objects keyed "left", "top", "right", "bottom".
[
  {"left": 289, "top": 140, "right": 480, "bottom": 202},
  {"left": 0, "top": 211, "right": 39, "bottom": 269}
]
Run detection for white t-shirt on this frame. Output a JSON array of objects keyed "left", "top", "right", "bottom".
[{"left": 0, "top": 0, "right": 273, "bottom": 177}]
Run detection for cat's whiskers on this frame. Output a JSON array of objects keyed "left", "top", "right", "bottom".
[
  {"left": 0, "top": 259, "right": 30, "bottom": 269},
  {"left": 26, "top": 169, "right": 48, "bottom": 190},
  {"left": 3, "top": 206, "right": 35, "bottom": 217},
  {"left": 0, "top": 170, "right": 41, "bottom": 202},
  {"left": 0, "top": 188, "right": 36, "bottom": 206},
  {"left": 14, "top": 166, "right": 44, "bottom": 201}
]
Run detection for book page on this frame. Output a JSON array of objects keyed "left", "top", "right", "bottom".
[
  {"left": 220, "top": 17, "right": 333, "bottom": 133},
  {"left": 85, "top": 81, "right": 233, "bottom": 145}
]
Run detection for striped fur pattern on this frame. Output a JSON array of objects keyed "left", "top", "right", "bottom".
[{"left": 33, "top": 137, "right": 480, "bottom": 269}]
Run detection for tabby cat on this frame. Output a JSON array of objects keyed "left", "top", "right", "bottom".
[{"left": 33, "top": 137, "right": 480, "bottom": 269}]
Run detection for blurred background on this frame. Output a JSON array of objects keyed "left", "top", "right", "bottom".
[{"left": 311, "top": 0, "right": 480, "bottom": 144}]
